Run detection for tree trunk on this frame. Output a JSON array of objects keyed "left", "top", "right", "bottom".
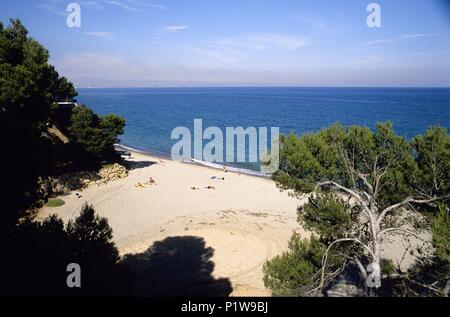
[
  {"left": 443, "top": 280, "right": 450, "bottom": 297},
  {"left": 369, "top": 217, "right": 381, "bottom": 296}
]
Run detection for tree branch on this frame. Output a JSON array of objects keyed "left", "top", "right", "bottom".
[
  {"left": 377, "top": 195, "right": 449, "bottom": 226},
  {"left": 316, "top": 181, "right": 372, "bottom": 219},
  {"left": 377, "top": 227, "right": 427, "bottom": 242},
  {"left": 407, "top": 277, "right": 443, "bottom": 295},
  {"left": 354, "top": 257, "right": 368, "bottom": 284},
  {"left": 357, "top": 172, "right": 374, "bottom": 195},
  {"left": 319, "top": 238, "right": 374, "bottom": 292}
]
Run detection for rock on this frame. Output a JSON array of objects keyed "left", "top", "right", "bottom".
[
  {"left": 37, "top": 177, "right": 53, "bottom": 200},
  {"left": 47, "top": 163, "right": 129, "bottom": 194},
  {"left": 326, "top": 283, "right": 364, "bottom": 297},
  {"left": 325, "top": 264, "right": 366, "bottom": 297}
]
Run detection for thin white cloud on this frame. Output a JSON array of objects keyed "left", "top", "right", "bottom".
[
  {"left": 104, "top": 0, "right": 139, "bottom": 12},
  {"left": 40, "top": 0, "right": 165, "bottom": 14},
  {"left": 131, "top": 0, "right": 166, "bottom": 10},
  {"left": 293, "top": 10, "right": 350, "bottom": 38},
  {"left": 364, "top": 33, "right": 436, "bottom": 46},
  {"left": 83, "top": 31, "right": 115, "bottom": 38},
  {"left": 51, "top": 50, "right": 450, "bottom": 88},
  {"left": 38, "top": 0, "right": 66, "bottom": 15},
  {"left": 166, "top": 33, "right": 308, "bottom": 69},
  {"left": 247, "top": 33, "right": 308, "bottom": 50},
  {"left": 294, "top": 12, "right": 333, "bottom": 34},
  {"left": 215, "top": 33, "right": 308, "bottom": 51},
  {"left": 39, "top": 0, "right": 104, "bottom": 13},
  {"left": 104, "top": 0, "right": 166, "bottom": 12},
  {"left": 401, "top": 33, "right": 428, "bottom": 39},
  {"left": 52, "top": 52, "right": 138, "bottom": 79},
  {"left": 355, "top": 54, "right": 389, "bottom": 64},
  {"left": 164, "top": 25, "right": 190, "bottom": 32},
  {"left": 78, "top": 1, "right": 104, "bottom": 10},
  {"left": 364, "top": 38, "right": 398, "bottom": 46},
  {"left": 173, "top": 44, "right": 245, "bottom": 67}
]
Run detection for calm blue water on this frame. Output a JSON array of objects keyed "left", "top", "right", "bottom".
[{"left": 77, "top": 87, "right": 450, "bottom": 171}]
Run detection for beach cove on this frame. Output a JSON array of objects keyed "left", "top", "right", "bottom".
[
  {"left": 38, "top": 145, "right": 432, "bottom": 296},
  {"left": 38, "top": 149, "right": 307, "bottom": 295}
]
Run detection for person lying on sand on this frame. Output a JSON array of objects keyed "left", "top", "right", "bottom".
[
  {"left": 144, "top": 177, "right": 156, "bottom": 185},
  {"left": 135, "top": 177, "right": 157, "bottom": 189}
]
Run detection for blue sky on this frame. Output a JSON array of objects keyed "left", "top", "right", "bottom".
[{"left": 1, "top": 0, "right": 450, "bottom": 87}]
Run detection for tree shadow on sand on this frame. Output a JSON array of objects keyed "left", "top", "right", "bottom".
[
  {"left": 124, "top": 160, "right": 158, "bottom": 171},
  {"left": 122, "top": 236, "right": 233, "bottom": 297}
]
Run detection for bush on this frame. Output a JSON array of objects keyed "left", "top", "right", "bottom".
[
  {"left": 263, "top": 235, "right": 328, "bottom": 296},
  {"left": 0, "top": 204, "right": 130, "bottom": 296},
  {"left": 66, "top": 204, "right": 126, "bottom": 295},
  {"left": 380, "top": 259, "right": 396, "bottom": 276},
  {"left": 433, "top": 204, "right": 450, "bottom": 263}
]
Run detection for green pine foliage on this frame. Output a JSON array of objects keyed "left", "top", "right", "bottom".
[
  {"left": 0, "top": 19, "right": 126, "bottom": 227},
  {"left": 433, "top": 205, "right": 450, "bottom": 268},
  {"left": 264, "top": 122, "right": 450, "bottom": 296},
  {"left": 264, "top": 236, "right": 327, "bottom": 296},
  {"left": 412, "top": 127, "right": 450, "bottom": 200},
  {"left": 67, "top": 105, "right": 125, "bottom": 160},
  {"left": 299, "top": 193, "right": 356, "bottom": 244},
  {"left": 2, "top": 204, "right": 130, "bottom": 296}
]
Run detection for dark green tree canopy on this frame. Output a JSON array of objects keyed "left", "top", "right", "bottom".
[
  {"left": 2, "top": 204, "right": 127, "bottom": 296},
  {"left": 274, "top": 122, "right": 447, "bottom": 210},
  {"left": 1, "top": 19, "right": 77, "bottom": 128},
  {"left": 67, "top": 105, "right": 126, "bottom": 159},
  {"left": 412, "top": 127, "right": 450, "bottom": 200},
  {"left": 1, "top": 19, "right": 125, "bottom": 227}
]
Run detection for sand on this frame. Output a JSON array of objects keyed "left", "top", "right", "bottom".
[{"left": 38, "top": 151, "right": 308, "bottom": 296}]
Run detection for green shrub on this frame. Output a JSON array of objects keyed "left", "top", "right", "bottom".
[
  {"left": 263, "top": 235, "right": 328, "bottom": 296},
  {"left": 380, "top": 258, "right": 396, "bottom": 276},
  {"left": 433, "top": 204, "right": 450, "bottom": 262}
]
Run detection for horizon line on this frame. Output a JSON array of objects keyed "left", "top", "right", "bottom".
[{"left": 75, "top": 85, "right": 450, "bottom": 89}]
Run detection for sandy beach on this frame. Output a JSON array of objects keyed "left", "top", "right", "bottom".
[
  {"left": 38, "top": 150, "right": 307, "bottom": 296},
  {"left": 37, "top": 149, "right": 430, "bottom": 296}
]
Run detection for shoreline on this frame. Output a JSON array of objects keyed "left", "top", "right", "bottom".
[
  {"left": 116, "top": 143, "right": 172, "bottom": 160},
  {"left": 115, "top": 143, "right": 272, "bottom": 179}
]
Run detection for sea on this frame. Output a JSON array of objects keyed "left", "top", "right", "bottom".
[{"left": 77, "top": 87, "right": 450, "bottom": 173}]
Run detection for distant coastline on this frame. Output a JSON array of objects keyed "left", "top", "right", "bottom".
[{"left": 76, "top": 85, "right": 450, "bottom": 89}]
